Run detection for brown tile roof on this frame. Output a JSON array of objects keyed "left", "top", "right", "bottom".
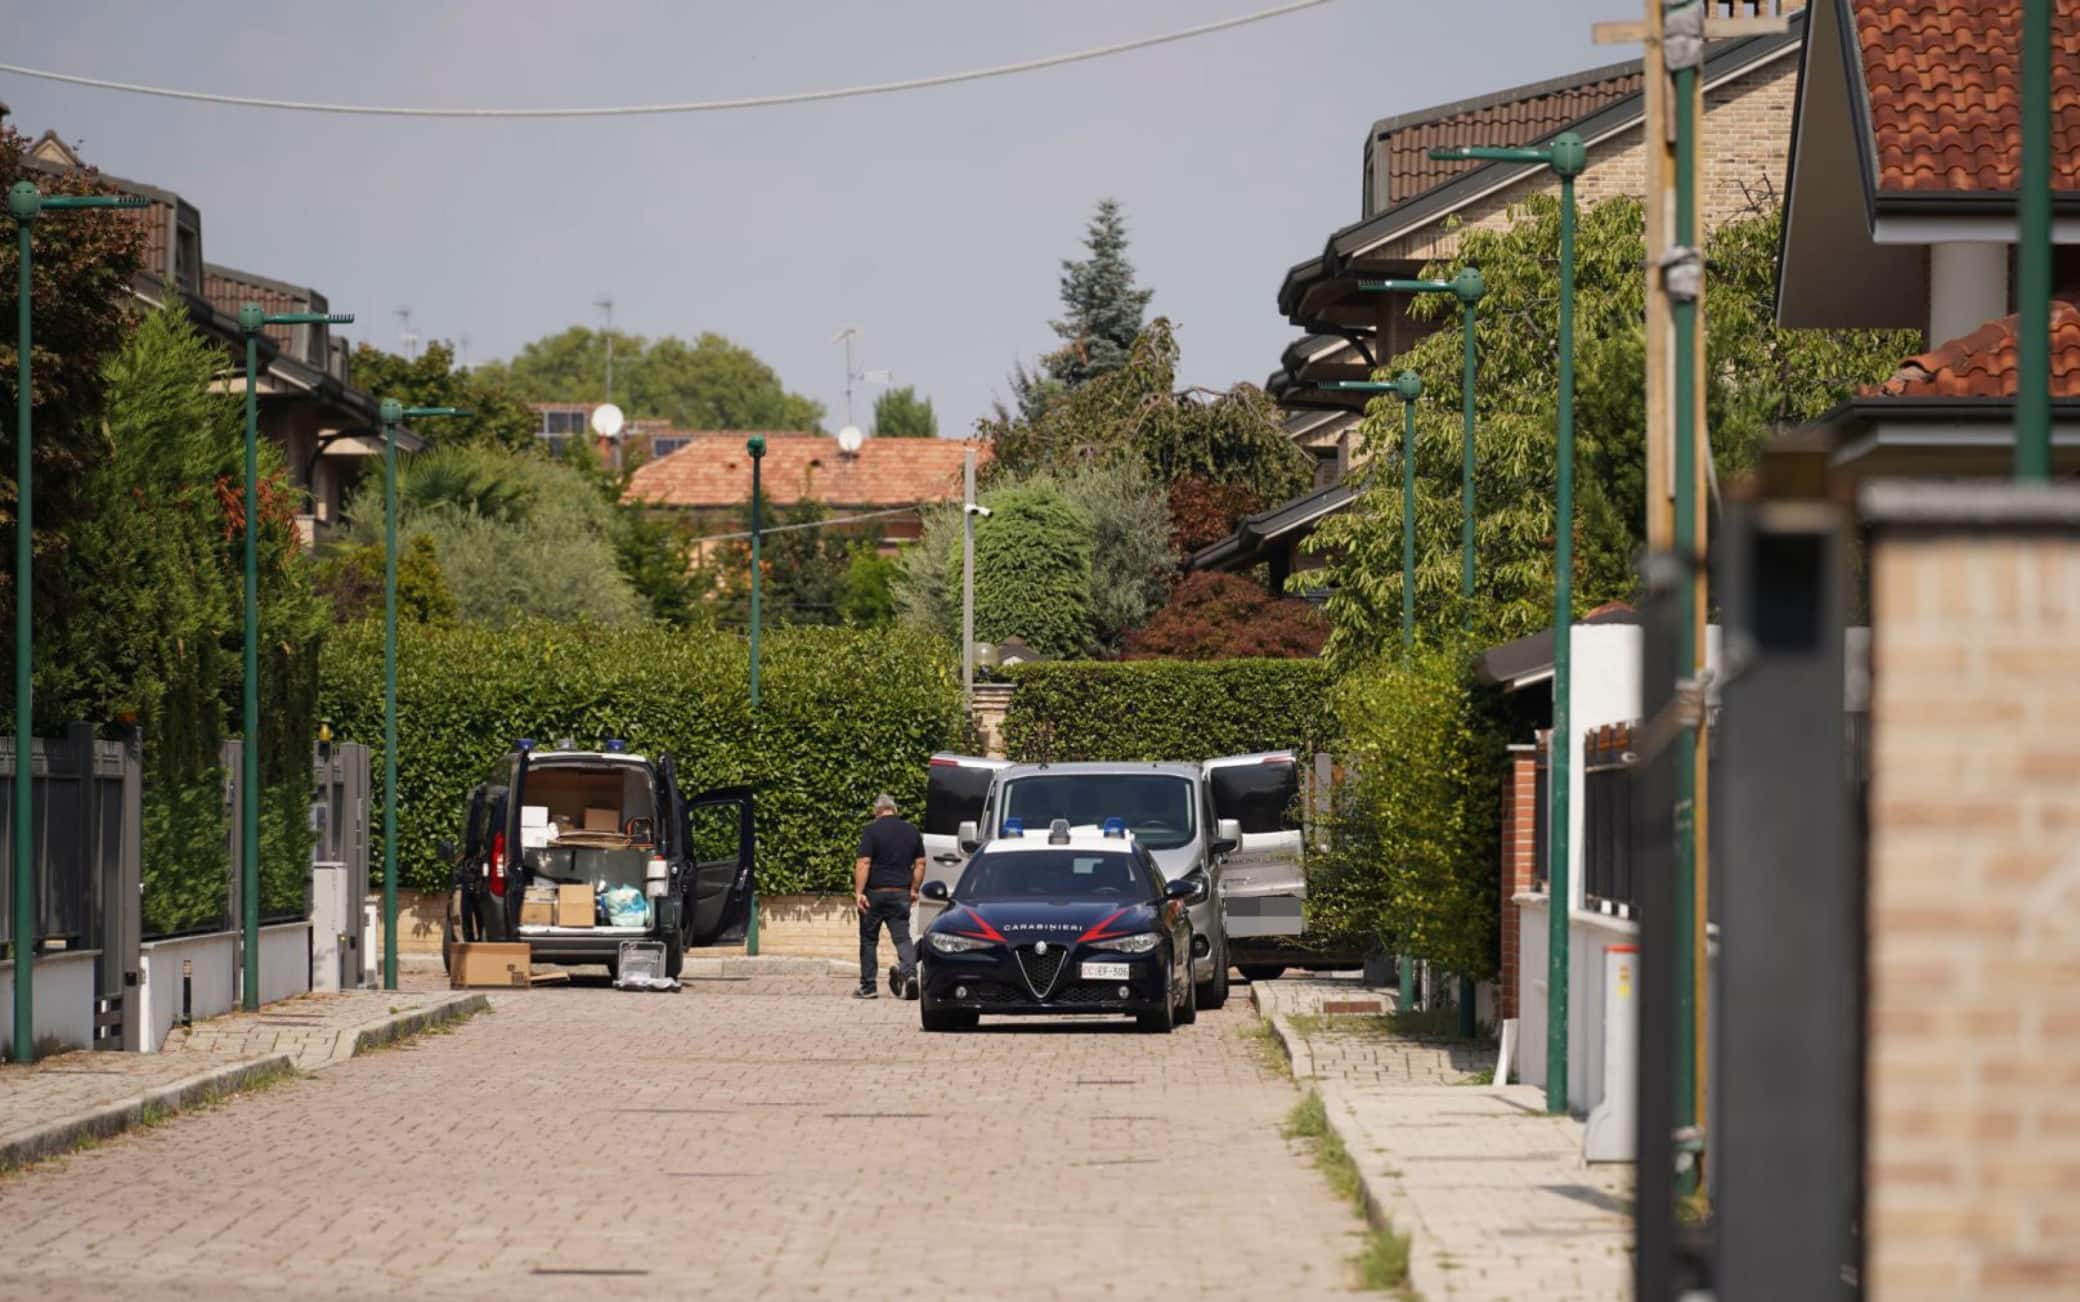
[
  {"left": 1854, "top": 0, "right": 2080, "bottom": 192},
  {"left": 626, "top": 433, "right": 986, "bottom": 510},
  {"left": 1864, "top": 300, "right": 2080, "bottom": 397},
  {"left": 1376, "top": 68, "right": 1641, "bottom": 207}
]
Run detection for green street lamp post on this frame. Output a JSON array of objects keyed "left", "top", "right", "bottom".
[
  {"left": 238, "top": 304, "right": 352, "bottom": 1011},
  {"left": 375, "top": 400, "right": 465, "bottom": 991},
  {"left": 1392, "top": 371, "right": 1423, "bottom": 652},
  {"left": 2018, "top": 0, "right": 2052, "bottom": 480},
  {"left": 8, "top": 181, "right": 147, "bottom": 1064},
  {"left": 1431, "top": 131, "right": 1586, "bottom": 1112},
  {"left": 744, "top": 435, "right": 765, "bottom": 956},
  {"left": 1356, "top": 271, "right": 1485, "bottom": 603}
]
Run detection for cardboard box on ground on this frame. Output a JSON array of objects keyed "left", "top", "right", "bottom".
[{"left": 451, "top": 942, "right": 530, "bottom": 988}]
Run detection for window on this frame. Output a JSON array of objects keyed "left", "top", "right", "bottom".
[
  {"left": 651, "top": 437, "right": 689, "bottom": 458},
  {"left": 1208, "top": 759, "right": 1301, "bottom": 835},
  {"left": 955, "top": 849, "right": 1155, "bottom": 901},
  {"left": 1000, "top": 774, "right": 1196, "bottom": 850},
  {"left": 544, "top": 436, "right": 567, "bottom": 458}
]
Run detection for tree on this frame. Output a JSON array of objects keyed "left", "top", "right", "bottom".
[
  {"left": 1306, "top": 197, "right": 1917, "bottom": 663},
  {"left": 349, "top": 341, "right": 538, "bottom": 452},
  {"left": 478, "top": 326, "right": 825, "bottom": 431},
  {"left": 313, "top": 533, "right": 457, "bottom": 626},
  {"left": 836, "top": 549, "right": 899, "bottom": 626},
  {"left": 972, "top": 483, "right": 1093, "bottom": 658},
  {"left": 0, "top": 125, "right": 146, "bottom": 625},
  {"left": 1123, "top": 572, "right": 1328, "bottom": 660},
  {"left": 872, "top": 385, "right": 938, "bottom": 439},
  {"left": 980, "top": 318, "right": 1310, "bottom": 517},
  {"left": 1045, "top": 198, "right": 1153, "bottom": 391},
  {"left": 336, "top": 446, "right": 645, "bottom": 627}
]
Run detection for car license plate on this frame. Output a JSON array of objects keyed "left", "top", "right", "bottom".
[{"left": 1080, "top": 962, "right": 1130, "bottom": 981}]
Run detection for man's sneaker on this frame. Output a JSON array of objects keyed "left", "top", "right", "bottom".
[
  {"left": 852, "top": 985, "right": 878, "bottom": 1000},
  {"left": 901, "top": 970, "right": 920, "bottom": 1002},
  {"left": 888, "top": 964, "right": 905, "bottom": 998}
]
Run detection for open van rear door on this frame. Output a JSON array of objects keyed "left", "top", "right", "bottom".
[
  {"left": 920, "top": 754, "right": 1008, "bottom": 929},
  {"left": 1203, "top": 751, "right": 1306, "bottom": 938},
  {"left": 681, "top": 784, "right": 756, "bottom": 945}
]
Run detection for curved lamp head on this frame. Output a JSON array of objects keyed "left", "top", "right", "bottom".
[
  {"left": 378, "top": 398, "right": 404, "bottom": 427},
  {"left": 1548, "top": 131, "right": 1588, "bottom": 179},
  {"left": 7, "top": 181, "right": 40, "bottom": 221},
  {"left": 1393, "top": 370, "right": 1423, "bottom": 403},
  {"left": 746, "top": 435, "right": 767, "bottom": 458},
  {"left": 238, "top": 302, "right": 266, "bottom": 334},
  {"left": 1452, "top": 267, "right": 1486, "bottom": 305}
]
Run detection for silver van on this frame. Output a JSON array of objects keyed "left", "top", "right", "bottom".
[{"left": 920, "top": 753, "right": 1308, "bottom": 1009}]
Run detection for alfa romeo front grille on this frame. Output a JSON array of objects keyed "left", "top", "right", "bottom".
[{"left": 1014, "top": 944, "right": 1068, "bottom": 998}]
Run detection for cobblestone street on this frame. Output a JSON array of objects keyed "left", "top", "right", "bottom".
[{"left": 0, "top": 974, "right": 1363, "bottom": 1300}]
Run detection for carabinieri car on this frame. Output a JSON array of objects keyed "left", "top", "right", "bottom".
[{"left": 915, "top": 819, "right": 1197, "bottom": 1033}]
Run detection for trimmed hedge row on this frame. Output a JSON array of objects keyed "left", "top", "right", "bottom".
[
  {"left": 317, "top": 621, "right": 963, "bottom": 896},
  {"left": 1000, "top": 659, "right": 1335, "bottom": 762}
]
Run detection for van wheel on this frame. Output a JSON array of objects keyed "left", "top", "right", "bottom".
[
  {"left": 1194, "top": 937, "right": 1231, "bottom": 1011},
  {"left": 1175, "top": 978, "right": 1197, "bottom": 1026}
]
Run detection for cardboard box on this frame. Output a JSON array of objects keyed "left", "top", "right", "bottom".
[
  {"left": 519, "top": 899, "right": 555, "bottom": 926},
  {"left": 582, "top": 806, "right": 620, "bottom": 833},
  {"left": 556, "top": 884, "right": 597, "bottom": 928},
  {"left": 450, "top": 942, "right": 531, "bottom": 989},
  {"left": 520, "top": 804, "right": 550, "bottom": 828}
]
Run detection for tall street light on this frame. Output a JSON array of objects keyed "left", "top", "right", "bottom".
[
  {"left": 744, "top": 434, "right": 765, "bottom": 956},
  {"left": 1430, "top": 131, "right": 1587, "bottom": 1113},
  {"left": 238, "top": 303, "right": 352, "bottom": 1011},
  {"left": 2018, "top": 0, "right": 2053, "bottom": 480},
  {"left": 8, "top": 181, "right": 147, "bottom": 1064},
  {"left": 1356, "top": 270, "right": 1485, "bottom": 604},
  {"left": 1393, "top": 371, "right": 1424, "bottom": 652},
  {"left": 375, "top": 400, "right": 465, "bottom": 991}
]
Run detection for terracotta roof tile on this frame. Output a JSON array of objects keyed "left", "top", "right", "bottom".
[
  {"left": 1854, "top": 0, "right": 2080, "bottom": 192},
  {"left": 1864, "top": 300, "right": 2080, "bottom": 397},
  {"left": 625, "top": 432, "right": 986, "bottom": 510},
  {"left": 1380, "top": 70, "right": 1643, "bottom": 205}
]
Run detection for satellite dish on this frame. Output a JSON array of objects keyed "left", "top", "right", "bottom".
[
  {"left": 837, "top": 425, "right": 865, "bottom": 454},
  {"left": 590, "top": 402, "right": 625, "bottom": 438}
]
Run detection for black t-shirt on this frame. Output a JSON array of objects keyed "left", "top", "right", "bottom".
[{"left": 857, "top": 816, "right": 926, "bottom": 891}]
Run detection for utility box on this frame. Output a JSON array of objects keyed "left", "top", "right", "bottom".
[
  {"left": 310, "top": 741, "right": 373, "bottom": 991},
  {"left": 1583, "top": 945, "right": 1638, "bottom": 1162}
]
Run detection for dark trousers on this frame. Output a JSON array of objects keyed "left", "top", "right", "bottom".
[{"left": 860, "top": 890, "right": 915, "bottom": 988}]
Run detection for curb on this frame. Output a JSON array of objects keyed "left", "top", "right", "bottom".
[
  {"left": 334, "top": 992, "right": 490, "bottom": 1066},
  {"left": 0, "top": 1053, "right": 296, "bottom": 1173},
  {"left": 1247, "top": 985, "right": 1443, "bottom": 1300}
]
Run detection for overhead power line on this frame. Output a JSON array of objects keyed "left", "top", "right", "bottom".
[{"left": 0, "top": 1, "right": 1339, "bottom": 120}]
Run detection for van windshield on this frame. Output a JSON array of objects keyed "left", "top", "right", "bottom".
[
  {"left": 1000, "top": 774, "right": 1195, "bottom": 851},
  {"left": 956, "top": 849, "right": 1153, "bottom": 901}
]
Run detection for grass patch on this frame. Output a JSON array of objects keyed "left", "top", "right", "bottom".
[
  {"left": 1284, "top": 1091, "right": 1415, "bottom": 1295},
  {"left": 1236, "top": 1018, "right": 1294, "bottom": 1081},
  {"left": 1290, "top": 1007, "right": 1493, "bottom": 1046},
  {"left": 0, "top": 1059, "right": 306, "bottom": 1179}
]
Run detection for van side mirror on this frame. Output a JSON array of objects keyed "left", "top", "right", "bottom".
[
  {"left": 922, "top": 880, "right": 951, "bottom": 902},
  {"left": 957, "top": 820, "right": 980, "bottom": 853},
  {"left": 1211, "top": 818, "right": 1242, "bottom": 856}
]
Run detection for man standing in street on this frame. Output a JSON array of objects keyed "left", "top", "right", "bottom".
[{"left": 854, "top": 793, "right": 924, "bottom": 1000}]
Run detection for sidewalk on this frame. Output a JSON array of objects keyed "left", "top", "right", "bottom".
[
  {"left": 1255, "top": 977, "right": 1632, "bottom": 1301},
  {"left": 2, "top": 987, "right": 483, "bottom": 1171}
]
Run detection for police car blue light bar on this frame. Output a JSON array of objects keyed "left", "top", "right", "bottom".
[
  {"left": 1101, "top": 818, "right": 1127, "bottom": 837},
  {"left": 1001, "top": 818, "right": 1024, "bottom": 836},
  {"left": 516, "top": 738, "right": 535, "bottom": 752},
  {"left": 604, "top": 738, "right": 628, "bottom": 752}
]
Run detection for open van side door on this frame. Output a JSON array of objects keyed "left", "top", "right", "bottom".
[
  {"left": 681, "top": 783, "right": 756, "bottom": 946},
  {"left": 920, "top": 754, "right": 1009, "bottom": 929},
  {"left": 1202, "top": 751, "right": 1306, "bottom": 939}
]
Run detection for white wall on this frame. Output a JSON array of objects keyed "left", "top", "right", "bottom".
[
  {"left": 138, "top": 931, "right": 237, "bottom": 1053},
  {"left": 1516, "top": 895, "right": 1640, "bottom": 1113},
  {"left": 1927, "top": 242, "right": 2009, "bottom": 346},
  {"left": 0, "top": 951, "right": 101, "bottom": 1057},
  {"left": 258, "top": 922, "right": 310, "bottom": 1006}
]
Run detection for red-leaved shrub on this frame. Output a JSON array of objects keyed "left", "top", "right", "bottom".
[{"left": 1123, "top": 571, "right": 1328, "bottom": 660}]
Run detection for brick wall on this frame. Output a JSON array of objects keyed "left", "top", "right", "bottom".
[
  {"left": 1498, "top": 743, "right": 1541, "bottom": 1020},
  {"left": 1864, "top": 496, "right": 2080, "bottom": 1298},
  {"left": 1372, "top": 47, "right": 1799, "bottom": 266}
]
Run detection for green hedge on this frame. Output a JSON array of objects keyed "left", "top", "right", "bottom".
[
  {"left": 317, "top": 621, "right": 962, "bottom": 897},
  {"left": 1000, "top": 659, "right": 1334, "bottom": 762}
]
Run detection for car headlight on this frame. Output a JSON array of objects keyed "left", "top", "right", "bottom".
[
  {"left": 1086, "top": 932, "right": 1160, "bottom": 955},
  {"left": 929, "top": 932, "right": 993, "bottom": 954}
]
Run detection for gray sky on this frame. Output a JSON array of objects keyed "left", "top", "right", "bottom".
[{"left": 8, "top": 1, "right": 1622, "bottom": 435}]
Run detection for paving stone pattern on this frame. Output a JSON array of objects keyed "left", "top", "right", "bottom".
[
  {"left": 1260, "top": 978, "right": 1633, "bottom": 1302},
  {"left": 163, "top": 989, "right": 485, "bottom": 1070},
  {"left": 0, "top": 1049, "right": 285, "bottom": 1168},
  {"left": 0, "top": 974, "right": 1365, "bottom": 1300}
]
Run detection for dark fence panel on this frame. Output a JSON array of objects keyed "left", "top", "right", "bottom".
[
  {"left": 1584, "top": 723, "right": 1639, "bottom": 916},
  {"left": 0, "top": 725, "right": 132, "bottom": 956}
]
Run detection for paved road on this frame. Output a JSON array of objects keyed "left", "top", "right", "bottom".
[{"left": 0, "top": 975, "right": 1361, "bottom": 1300}]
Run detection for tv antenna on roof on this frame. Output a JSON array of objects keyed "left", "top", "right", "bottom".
[
  {"left": 394, "top": 306, "right": 417, "bottom": 360},
  {"left": 831, "top": 324, "right": 890, "bottom": 434},
  {"left": 595, "top": 294, "right": 615, "bottom": 404}
]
